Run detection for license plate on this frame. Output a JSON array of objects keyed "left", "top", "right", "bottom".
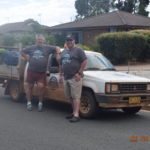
[{"left": 129, "top": 97, "right": 141, "bottom": 104}]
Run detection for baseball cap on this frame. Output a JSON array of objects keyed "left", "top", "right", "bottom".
[{"left": 66, "top": 35, "right": 75, "bottom": 41}]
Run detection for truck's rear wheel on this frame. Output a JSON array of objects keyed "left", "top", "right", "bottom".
[
  {"left": 9, "top": 81, "right": 22, "bottom": 102},
  {"left": 80, "top": 90, "right": 97, "bottom": 118},
  {"left": 122, "top": 107, "right": 141, "bottom": 115}
]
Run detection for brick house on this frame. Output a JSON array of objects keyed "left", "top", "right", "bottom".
[
  {"left": 0, "top": 19, "right": 49, "bottom": 37},
  {"left": 0, "top": 19, "right": 49, "bottom": 47},
  {"left": 47, "top": 11, "right": 150, "bottom": 46}
]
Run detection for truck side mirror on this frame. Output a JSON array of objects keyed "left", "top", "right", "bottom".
[{"left": 49, "top": 67, "right": 59, "bottom": 73}]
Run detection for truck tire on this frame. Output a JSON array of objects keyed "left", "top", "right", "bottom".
[
  {"left": 80, "top": 90, "right": 97, "bottom": 118},
  {"left": 9, "top": 81, "right": 23, "bottom": 102},
  {"left": 122, "top": 107, "right": 141, "bottom": 115}
]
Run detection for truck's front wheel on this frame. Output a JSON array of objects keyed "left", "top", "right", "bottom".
[
  {"left": 9, "top": 81, "right": 23, "bottom": 102},
  {"left": 80, "top": 90, "right": 97, "bottom": 118},
  {"left": 122, "top": 107, "right": 141, "bottom": 115}
]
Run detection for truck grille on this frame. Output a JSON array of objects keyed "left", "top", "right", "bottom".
[{"left": 120, "top": 83, "right": 147, "bottom": 93}]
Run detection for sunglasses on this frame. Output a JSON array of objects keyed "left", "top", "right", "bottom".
[{"left": 66, "top": 39, "right": 74, "bottom": 42}]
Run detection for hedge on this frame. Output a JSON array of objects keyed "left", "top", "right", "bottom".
[
  {"left": 129, "top": 30, "right": 150, "bottom": 60},
  {"left": 0, "top": 48, "right": 6, "bottom": 54},
  {"left": 96, "top": 31, "right": 148, "bottom": 64},
  {"left": 0, "top": 48, "right": 6, "bottom": 64}
]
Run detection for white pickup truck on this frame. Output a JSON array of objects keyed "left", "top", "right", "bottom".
[{"left": 1, "top": 50, "right": 150, "bottom": 118}]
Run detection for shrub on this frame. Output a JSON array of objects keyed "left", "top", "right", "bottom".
[
  {"left": 96, "top": 32, "right": 146, "bottom": 64},
  {"left": 0, "top": 48, "right": 5, "bottom": 54},
  {"left": 0, "top": 48, "right": 6, "bottom": 64},
  {"left": 129, "top": 30, "right": 150, "bottom": 60},
  {"left": 76, "top": 44, "right": 92, "bottom": 51}
]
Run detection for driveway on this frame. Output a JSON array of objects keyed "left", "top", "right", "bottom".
[{"left": 116, "top": 63, "right": 150, "bottom": 78}]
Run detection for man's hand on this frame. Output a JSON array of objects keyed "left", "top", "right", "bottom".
[
  {"left": 74, "top": 73, "right": 81, "bottom": 82},
  {"left": 21, "top": 53, "right": 30, "bottom": 61},
  {"left": 59, "top": 74, "right": 64, "bottom": 83},
  {"left": 46, "top": 70, "right": 50, "bottom": 76},
  {"left": 25, "top": 55, "right": 30, "bottom": 61}
]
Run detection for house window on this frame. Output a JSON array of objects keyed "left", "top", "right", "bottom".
[{"left": 109, "top": 27, "right": 117, "bottom": 32}]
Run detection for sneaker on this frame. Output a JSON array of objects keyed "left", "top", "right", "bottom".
[
  {"left": 38, "top": 103, "right": 43, "bottom": 112},
  {"left": 66, "top": 114, "right": 73, "bottom": 119},
  {"left": 27, "top": 103, "right": 32, "bottom": 111},
  {"left": 69, "top": 116, "right": 80, "bottom": 123}
]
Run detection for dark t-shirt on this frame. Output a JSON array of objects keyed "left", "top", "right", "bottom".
[
  {"left": 61, "top": 47, "right": 87, "bottom": 80},
  {"left": 22, "top": 44, "right": 56, "bottom": 72}
]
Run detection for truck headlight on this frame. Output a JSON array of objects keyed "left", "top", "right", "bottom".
[
  {"left": 147, "top": 84, "right": 150, "bottom": 91},
  {"left": 105, "top": 83, "right": 119, "bottom": 93},
  {"left": 111, "top": 84, "right": 119, "bottom": 92},
  {"left": 105, "top": 83, "right": 111, "bottom": 93}
]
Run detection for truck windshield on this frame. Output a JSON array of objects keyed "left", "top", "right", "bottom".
[{"left": 85, "top": 53, "right": 115, "bottom": 71}]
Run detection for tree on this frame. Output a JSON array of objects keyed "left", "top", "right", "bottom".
[
  {"left": 2, "top": 34, "right": 17, "bottom": 46},
  {"left": 138, "top": 0, "right": 149, "bottom": 16},
  {"left": 111, "top": 0, "right": 149, "bottom": 16},
  {"left": 111, "top": 0, "right": 137, "bottom": 13},
  {"left": 54, "top": 32, "right": 67, "bottom": 47},
  {"left": 24, "top": 19, "right": 44, "bottom": 34},
  {"left": 45, "top": 34, "right": 56, "bottom": 45},
  {"left": 20, "top": 34, "right": 35, "bottom": 47},
  {"left": 75, "top": 0, "right": 110, "bottom": 19}
]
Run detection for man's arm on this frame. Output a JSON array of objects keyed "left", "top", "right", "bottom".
[
  {"left": 55, "top": 46, "right": 61, "bottom": 62},
  {"left": 74, "top": 59, "right": 87, "bottom": 82},
  {"left": 74, "top": 48, "right": 87, "bottom": 81},
  {"left": 59, "top": 63, "right": 64, "bottom": 83},
  {"left": 78, "top": 48, "right": 87, "bottom": 76},
  {"left": 55, "top": 46, "right": 61, "bottom": 75},
  {"left": 21, "top": 47, "right": 31, "bottom": 61},
  {"left": 78, "top": 59, "right": 87, "bottom": 76}
]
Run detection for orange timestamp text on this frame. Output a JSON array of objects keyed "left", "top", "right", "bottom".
[{"left": 129, "top": 135, "right": 150, "bottom": 143}]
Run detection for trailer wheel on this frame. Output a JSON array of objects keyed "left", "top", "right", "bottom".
[
  {"left": 80, "top": 90, "right": 97, "bottom": 118},
  {"left": 9, "top": 81, "right": 22, "bottom": 102},
  {"left": 122, "top": 107, "right": 141, "bottom": 115}
]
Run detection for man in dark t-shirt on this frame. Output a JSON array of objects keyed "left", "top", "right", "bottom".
[
  {"left": 60, "top": 36, "right": 87, "bottom": 122},
  {"left": 21, "top": 34, "right": 60, "bottom": 111}
]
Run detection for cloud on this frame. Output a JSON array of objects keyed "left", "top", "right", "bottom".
[
  {"left": 0, "top": 0, "right": 77, "bottom": 26},
  {"left": 1, "top": 0, "right": 148, "bottom": 26}
]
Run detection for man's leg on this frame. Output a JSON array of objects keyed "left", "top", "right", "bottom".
[
  {"left": 69, "top": 78, "right": 83, "bottom": 122},
  {"left": 73, "top": 100, "right": 80, "bottom": 117},
  {"left": 36, "top": 72, "right": 47, "bottom": 112},
  {"left": 64, "top": 80, "right": 74, "bottom": 118},
  {"left": 24, "top": 82, "right": 34, "bottom": 111},
  {"left": 25, "top": 69, "right": 35, "bottom": 111},
  {"left": 37, "top": 81, "right": 45, "bottom": 111},
  {"left": 66, "top": 97, "right": 74, "bottom": 119}
]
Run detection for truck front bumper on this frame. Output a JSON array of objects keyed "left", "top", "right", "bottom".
[{"left": 95, "top": 93, "right": 150, "bottom": 108}]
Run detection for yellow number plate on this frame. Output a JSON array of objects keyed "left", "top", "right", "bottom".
[{"left": 129, "top": 97, "right": 141, "bottom": 104}]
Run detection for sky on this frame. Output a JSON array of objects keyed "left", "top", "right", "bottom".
[
  {"left": 0, "top": 0, "right": 149, "bottom": 27},
  {"left": 0, "top": 0, "right": 77, "bottom": 27}
]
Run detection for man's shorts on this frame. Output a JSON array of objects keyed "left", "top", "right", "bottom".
[
  {"left": 64, "top": 78, "right": 83, "bottom": 100},
  {"left": 26, "top": 69, "right": 46, "bottom": 85}
]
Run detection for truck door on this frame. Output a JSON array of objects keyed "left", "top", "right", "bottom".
[{"left": 45, "top": 54, "right": 67, "bottom": 102}]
